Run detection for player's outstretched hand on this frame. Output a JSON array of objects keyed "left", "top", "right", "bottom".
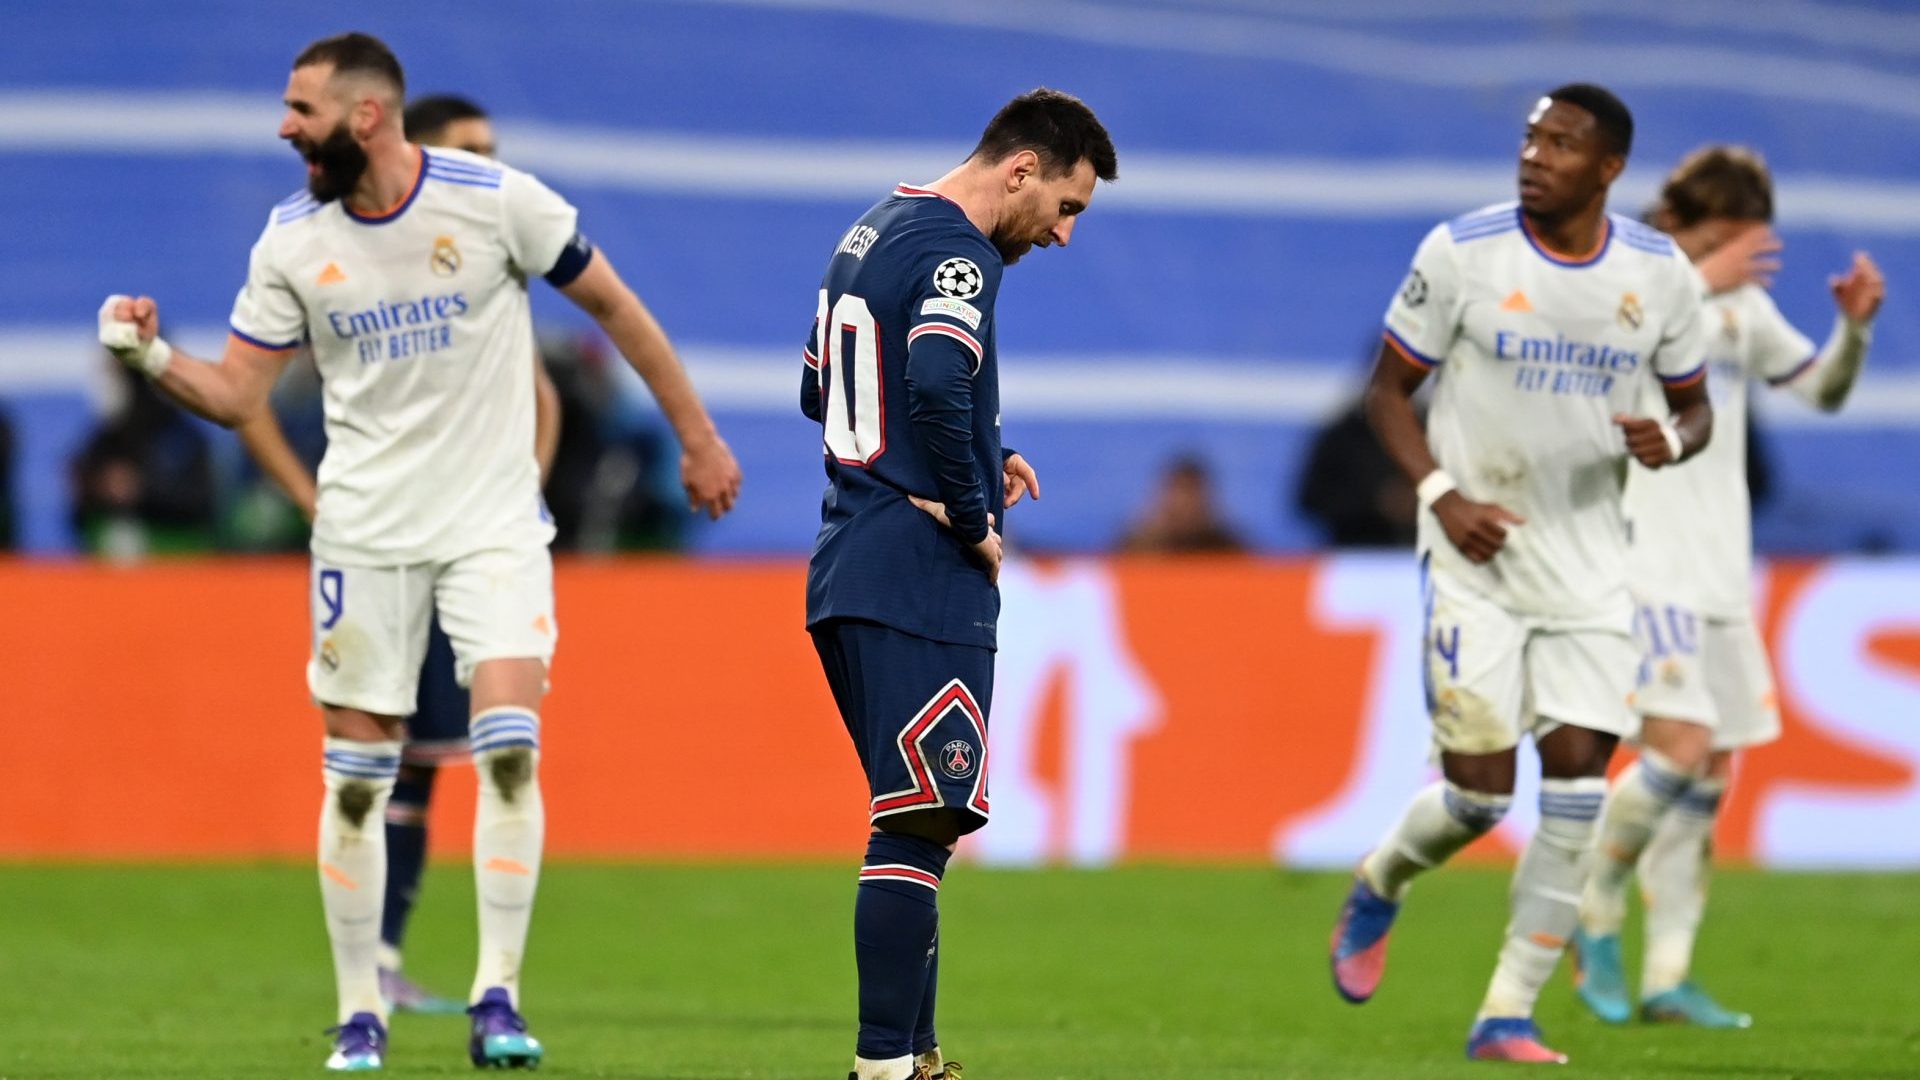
[
  {"left": 1831, "top": 251, "right": 1885, "bottom": 323},
  {"left": 1612, "top": 413, "right": 1678, "bottom": 469},
  {"left": 1003, "top": 452, "right": 1041, "bottom": 508},
  {"left": 908, "top": 497, "right": 1004, "bottom": 583},
  {"left": 1694, "top": 225, "right": 1781, "bottom": 294},
  {"left": 681, "top": 434, "right": 742, "bottom": 520},
  {"left": 1433, "top": 491, "right": 1524, "bottom": 564},
  {"left": 98, "top": 294, "right": 160, "bottom": 362}
]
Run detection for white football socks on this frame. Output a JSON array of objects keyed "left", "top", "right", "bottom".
[
  {"left": 1581, "top": 749, "right": 1692, "bottom": 936},
  {"left": 1480, "top": 777, "right": 1605, "bottom": 1019},
  {"left": 854, "top": 1054, "right": 915, "bottom": 1080},
  {"left": 468, "top": 708, "right": 545, "bottom": 1006},
  {"left": 1360, "top": 781, "right": 1512, "bottom": 900},
  {"left": 319, "top": 737, "right": 403, "bottom": 1023},
  {"left": 1640, "top": 775, "right": 1725, "bottom": 997}
]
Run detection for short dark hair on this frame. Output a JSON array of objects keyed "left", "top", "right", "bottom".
[
  {"left": 404, "top": 95, "right": 488, "bottom": 142},
  {"left": 293, "top": 32, "right": 405, "bottom": 98},
  {"left": 1657, "top": 145, "right": 1773, "bottom": 228},
  {"left": 970, "top": 88, "right": 1118, "bottom": 182},
  {"left": 1544, "top": 82, "right": 1632, "bottom": 158}
]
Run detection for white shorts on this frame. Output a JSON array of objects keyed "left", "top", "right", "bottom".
[
  {"left": 1631, "top": 598, "right": 1780, "bottom": 750},
  {"left": 307, "top": 545, "right": 557, "bottom": 716},
  {"left": 1423, "top": 563, "right": 1638, "bottom": 754}
]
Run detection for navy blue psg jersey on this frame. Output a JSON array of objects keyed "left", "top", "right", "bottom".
[{"left": 803, "top": 184, "right": 1007, "bottom": 649}]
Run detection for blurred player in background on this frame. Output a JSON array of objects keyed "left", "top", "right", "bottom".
[
  {"left": 803, "top": 89, "right": 1114, "bottom": 1080},
  {"left": 234, "top": 91, "right": 560, "bottom": 1017},
  {"left": 98, "top": 32, "right": 740, "bottom": 1071},
  {"left": 1572, "top": 146, "right": 1883, "bottom": 1029},
  {"left": 1327, "top": 84, "right": 1713, "bottom": 1064}
]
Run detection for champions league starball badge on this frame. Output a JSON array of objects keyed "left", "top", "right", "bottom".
[
  {"left": 1400, "top": 268, "right": 1428, "bottom": 308},
  {"left": 934, "top": 258, "right": 983, "bottom": 300}
]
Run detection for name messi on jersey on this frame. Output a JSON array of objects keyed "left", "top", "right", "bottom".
[{"left": 326, "top": 292, "right": 469, "bottom": 364}]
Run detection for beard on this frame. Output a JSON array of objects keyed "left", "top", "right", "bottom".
[
  {"left": 991, "top": 234, "right": 1034, "bottom": 264},
  {"left": 293, "top": 123, "right": 369, "bottom": 204},
  {"left": 991, "top": 201, "right": 1051, "bottom": 264},
  {"left": 989, "top": 218, "right": 1039, "bottom": 264}
]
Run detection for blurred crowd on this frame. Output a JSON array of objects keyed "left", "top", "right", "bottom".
[{"left": 0, "top": 336, "right": 1786, "bottom": 561}]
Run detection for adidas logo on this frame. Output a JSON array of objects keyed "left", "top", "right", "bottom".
[
  {"left": 1500, "top": 289, "right": 1531, "bottom": 312},
  {"left": 316, "top": 262, "right": 347, "bottom": 286}
]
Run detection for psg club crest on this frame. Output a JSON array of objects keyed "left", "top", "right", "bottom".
[
  {"left": 933, "top": 258, "right": 983, "bottom": 299},
  {"left": 939, "top": 739, "right": 976, "bottom": 779},
  {"left": 430, "top": 235, "right": 463, "bottom": 278}
]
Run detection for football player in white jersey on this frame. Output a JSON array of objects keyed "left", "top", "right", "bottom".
[
  {"left": 1572, "top": 146, "right": 1882, "bottom": 1030},
  {"left": 235, "top": 91, "right": 560, "bottom": 1018},
  {"left": 96, "top": 33, "right": 742, "bottom": 1072},
  {"left": 1326, "top": 84, "right": 1714, "bottom": 1065}
]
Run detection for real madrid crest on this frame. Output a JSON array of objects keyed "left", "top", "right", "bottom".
[
  {"left": 1720, "top": 305, "right": 1739, "bottom": 341},
  {"left": 1616, "top": 291, "right": 1643, "bottom": 331},
  {"left": 430, "top": 234, "right": 462, "bottom": 277}
]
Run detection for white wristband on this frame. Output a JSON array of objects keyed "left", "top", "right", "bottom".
[
  {"left": 136, "top": 336, "right": 174, "bottom": 377},
  {"left": 1658, "top": 420, "right": 1684, "bottom": 463},
  {"left": 97, "top": 294, "right": 172, "bottom": 377},
  {"left": 1417, "top": 469, "right": 1458, "bottom": 512}
]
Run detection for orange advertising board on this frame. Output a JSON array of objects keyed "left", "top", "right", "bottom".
[{"left": 3, "top": 557, "right": 1916, "bottom": 865}]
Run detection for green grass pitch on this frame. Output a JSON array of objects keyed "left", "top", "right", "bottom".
[{"left": 2, "top": 864, "right": 1916, "bottom": 1078}]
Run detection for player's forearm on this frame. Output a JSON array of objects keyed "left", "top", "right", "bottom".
[
  {"left": 532, "top": 357, "right": 561, "bottom": 482},
  {"left": 1364, "top": 377, "right": 1440, "bottom": 488},
  {"left": 910, "top": 414, "right": 989, "bottom": 542},
  {"left": 236, "top": 409, "right": 317, "bottom": 520},
  {"left": 905, "top": 342, "right": 989, "bottom": 542},
  {"left": 597, "top": 298, "right": 723, "bottom": 452},
  {"left": 1674, "top": 403, "right": 1712, "bottom": 459},
  {"left": 1801, "top": 315, "right": 1872, "bottom": 412},
  {"left": 799, "top": 364, "right": 823, "bottom": 423},
  {"left": 1667, "top": 393, "right": 1713, "bottom": 462},
  {"left": 150, "top": 349, "right": 261, "bottom": 428}
]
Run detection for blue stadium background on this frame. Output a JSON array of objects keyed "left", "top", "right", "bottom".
[{"left": 4, "top": 0, "right": 1916, "bottom": 555}]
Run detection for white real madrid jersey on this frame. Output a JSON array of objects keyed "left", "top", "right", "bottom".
[
  {"left": 1625, "top": 281, "right": 1816, "bottom": 618},
  {"left": 1383, "top": 202, "right": 1708, "bottom": 620},
  {"left": 229, "top": 147, "right": 575, "bottom": 566}
]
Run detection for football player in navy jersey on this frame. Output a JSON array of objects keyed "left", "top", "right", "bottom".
[{"left": 802, "top": 89, "right": 1116, "bottom": 1080}]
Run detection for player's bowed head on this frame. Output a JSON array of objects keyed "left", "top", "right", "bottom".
[
  {"left": 929, "top": 88, "right": 1118, "bottom": 267},
  {"left": 901, "top": 89, "right": 1117, "bottom": 573}
]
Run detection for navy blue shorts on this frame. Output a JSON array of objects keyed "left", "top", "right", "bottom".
[
  {"left": 811, "top": 618, "right": 992, "bottom": 835},
  {"left": 403, "top": 617, "right": 472, "bottom": 766}
]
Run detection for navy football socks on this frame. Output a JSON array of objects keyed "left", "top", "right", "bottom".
[
  {"left": 855, "top": 831, "right": 951, "bottom": 1060},
  {"left": 912, "top": 934, "right": 940, "bottom": 1057},
  {"left": 380, "top": 765, "right": 436, "bottom": 951}
]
